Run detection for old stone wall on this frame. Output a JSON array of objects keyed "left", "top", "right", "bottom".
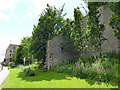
[
  {"left": 45, "top": 4, "right": 120, "bottom": 70},
  {"left": 99, "top": 3, "right": 119, "bottom": 53},
  {"left": 84, "top": 3, "right": 120, "bottom": 57},
  {"left": 45, "top": 34, "right": 79, "bottom": 70}
]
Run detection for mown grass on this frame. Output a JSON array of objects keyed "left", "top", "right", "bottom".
[{"left": 2, "top": 68, "right": 118, "bottom": 88}]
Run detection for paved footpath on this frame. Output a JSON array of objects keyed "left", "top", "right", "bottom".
[{"left": 0, "top": 67, "right": 9, "bottom": 88}]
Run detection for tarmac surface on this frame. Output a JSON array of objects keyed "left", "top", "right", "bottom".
[{"left": 0, "top": 67, "right": 9, "bottom": 89}]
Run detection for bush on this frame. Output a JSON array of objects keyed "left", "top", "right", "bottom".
[
  {"left": 17, "top": 65, "right": 24, "bottom": 70},
  {"left": 84, "top": 56, "right": 98, "bottom": 64},
  {"left": 31, "top": 61, "right": 42, "bottom": 69},
  {"left": 103, "top": 51, "right": 119, "bottom": 59},
  {"left": 50, "top": 56, "right": 118, "bottom": 85},
  {"left": 23, "top": 66, "right": 35, "bottom": 76},
  {"left": 9, "top": 62, "right": 16, "bottom": 68},
  {"left": 55, "top": 66, "right": 66, "bottom": 73}
]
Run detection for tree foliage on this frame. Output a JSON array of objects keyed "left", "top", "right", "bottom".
[
  {"left": 13, "top": 45, "right": 24, "bottom": 65},
  {"left": 109, "top": 2, "right": 120, "bottom": 40},
  {"left": 30, "top": 4, "right": 65, "bottom": 62},
  {"left": 71, "top": 7, "right": 86, "bottom": 52},
  {"left": 86, "top": 2, "right": 107, "bottom": 56},
  {"left": 61, "top": 7, "right": 87, "bottom": 57},
  {"left": 61, "top": 18, "right": 75, "bottom": 52},
  {"left": 13, "top": 37, "right": 32, "bottom": 65}
]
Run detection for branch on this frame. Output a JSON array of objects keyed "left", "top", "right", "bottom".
[{"left": 80, "top": 3, "right": 88, "bottom": 15}]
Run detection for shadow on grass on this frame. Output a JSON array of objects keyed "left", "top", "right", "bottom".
[
  {"left": 17, "top": 68, "right": 118, "bottom": 87},
  {"left": 17, "top": 69, "right": 72, "bottom": 82},
  {"left": 83, "top": 78, "right": 118, "bottom": 87},
  {"left": 73, "top": 74, "right": 118, "bottom": 87}
]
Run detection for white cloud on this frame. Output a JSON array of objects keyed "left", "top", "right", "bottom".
[
  {"left": 28, "top": 12, "right": 34, "bottom": 19},
  {"left": 23, "top": 12, "right": 34, "bottom": 20},
  {"left": 0, "top": 12, "right": 18, "bottom": 21},
  {"left": 0, "top": 0, "right": 19, "bottom": 21},
  {"left": 11, "top": 13, "right": 17, "bottom": 20},
  {"left": 0, "top": 12, "right": 10, "bottom": 21},
  {"left": 0, "top": 0, "right": 19, "bottom": 11},
  {"left": 23, "top": 0, "right": 59, "bottom": 20},
  {"left": 23, "top": 15, "right": 27, "bottom": 20},
  {"left": 33, "top": 0, "right": 58, "bottom": 16},
  {"left": 28, "top": 6, "right": 33, "bottom": 11}
]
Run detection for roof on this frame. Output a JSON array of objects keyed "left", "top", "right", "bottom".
[{"left": 6, "top": 44, "right": 19, "bottom": 50}]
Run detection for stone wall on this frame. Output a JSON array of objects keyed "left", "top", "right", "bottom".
[
  {"left": 99, "top": 4, "right": 119, "bottom": 53},
  {"left": 45, "top": 34, "right": 79, "bottom": 70},
  {"left": 84, "top": 3, "right": 120, "bottom": 57},
  {"left": 45, "top": 4, "right": 120, "bottom": 70}
]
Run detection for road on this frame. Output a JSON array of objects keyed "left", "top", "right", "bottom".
[{"left": 0, "top": 67, "right": 9, "bottom": 89}]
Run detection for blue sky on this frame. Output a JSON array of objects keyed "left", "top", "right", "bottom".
[{"left": 0, "top": 0, "right": 88, "bottom": 62}]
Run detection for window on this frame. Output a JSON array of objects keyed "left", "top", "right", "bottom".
[
  {"left": 10, "top": 50, "right": 12, "bottom": 53},
  {"left": 9, "top": 50, "right": 12, "bottom": 56},
  {"left": 13, "top": 47, "right": 16, "bottom": 49}
]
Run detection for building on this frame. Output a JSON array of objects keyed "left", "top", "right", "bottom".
[
  {"left": 4, "top": 44, "right": 18, "bottom": 65},
  {"left": 44, "top": 3, "right": 120, "bottom": 70}
]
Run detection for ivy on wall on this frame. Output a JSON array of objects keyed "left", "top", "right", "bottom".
[
  {"left": 61, "top": 18, "right": 75, "bottom": 52},
  {"left": 109, "top": 2, "right": 120, "bottom": 40},
  {"left": 71, "top": 7, "right": 86, "bottom": 52},
  {"left": 86, "top": 2, "right": 107, "bottom": 56},
  {"left": 61, "top": 7, "right": 87, "bottom": 57}
]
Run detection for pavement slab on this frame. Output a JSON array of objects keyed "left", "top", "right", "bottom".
[{"left": 0, "top": 67, "right": 9, "bottom": 89}]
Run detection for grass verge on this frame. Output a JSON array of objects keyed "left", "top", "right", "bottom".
[{"left": 2, "top": 68, "right": 118, "bottom": 88}]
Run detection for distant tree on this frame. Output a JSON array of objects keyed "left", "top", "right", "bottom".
[
  {"left": 13, "top": 45, "right": 24, "bottom": 65},
  {"left": 13, "top": 37, "right": 32, "bottom": 65}
]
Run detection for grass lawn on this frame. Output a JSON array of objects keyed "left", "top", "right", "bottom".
[{"left": 2, "top": 68, "right": 118, "bottom": 88}]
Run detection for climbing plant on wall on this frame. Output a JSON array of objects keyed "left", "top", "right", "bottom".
[
  {"left": 71, "top": 7, "right": 88, "bottom": 55},
  {"left": 61, "top": 18, "right": 75, "bottom": 52},
  {"left": 61, "top": 7, "right": 87, "bottom": 58},
  {"left": 109, "top": 2, "right": 120, "bottom": 40},
  {"left": 86, "top": 2, "right": 107, "bottom": 56}
]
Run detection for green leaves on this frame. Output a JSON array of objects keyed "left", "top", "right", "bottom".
[
  {"left": 13, "top": 37, "right": 32, "bottom": 65},
  {"left": 87, "top": 2, "right": 107, "bottom": 56},
  {"left": 109, "top": 2, "right": 120, "bottom": 40},
  {"left": 31, "top": 4, "right": 65, "bottom": 62},
  {"left": 61, "top": 7, "right": 87, "bottom": 56}
]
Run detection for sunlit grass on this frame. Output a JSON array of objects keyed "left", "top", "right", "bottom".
[{"left": 2, "top": 68, "right": 118, "bottom": 88}]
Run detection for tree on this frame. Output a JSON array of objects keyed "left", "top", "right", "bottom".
[
  {"left": 109, "top": 2, "right": 120, "bottom": 40},
  {"left": 13, "top": 37, "right": 32, "bottom": 65},
  {"left": 61, "top": 7, "right": 87, "bottom": 57},
  {"left": 21, "top": 37, "right": 32, "bottom": 63},
  {"left": 61, "top": 18, "right": 75, "bottom": 52},
  {"left": 30, "top": 4, "right": 65, "bottom": 63},
  {"left": 86, "top": 2, "right": 107, "bottom": 57},
  {"left": 71, "top": 7, "right": 86, "bottom": 53},
  {"left": 13, "top": 45, "right": 24, "bottom": 65}
]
